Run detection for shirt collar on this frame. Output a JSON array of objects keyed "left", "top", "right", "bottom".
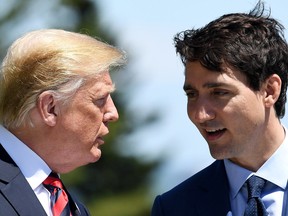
[
  {"left": 224, "top": 126, "right": 288, "bottom": 198},
  {"left": 224, "top": 159, "right": 251, "bottom": 199},
  {"left": 257, "top": 131, "right": 288, "bottom": 189},
  {"left": 0, "top": 125, "right": 51, "bottom": 190}
]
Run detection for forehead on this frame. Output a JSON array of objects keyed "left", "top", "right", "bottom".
[
  {"left": 82, "top": 72, "right": 115, "bottom": 93},
  {"left": 184, "top": 61, "right": 247, "bottom": 87}
]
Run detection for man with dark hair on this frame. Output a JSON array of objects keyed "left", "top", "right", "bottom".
[{"left": 152, "top": 2, "right": 288, "bottom": 215}]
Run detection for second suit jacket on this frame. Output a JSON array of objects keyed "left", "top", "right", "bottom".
[
  {"left": 151, "top": 160, "right": 231, "bottom": 216},
  {"left": 0, "top": 144, "right": 90, "bottom": 216}
]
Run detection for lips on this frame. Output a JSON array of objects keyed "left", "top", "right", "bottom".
[
  {"left": 96, "top": 137, "right": 105, "bottom": 145},
  {"left": 205, "top": 128, "right": 226, "bottom": 141},
  {"left": 96, "top": 131, "right": 109, "bottom": 145}
]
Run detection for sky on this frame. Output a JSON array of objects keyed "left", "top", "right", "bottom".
[{"left": 97, "top": 0, "right": 288, "bottom": 195}]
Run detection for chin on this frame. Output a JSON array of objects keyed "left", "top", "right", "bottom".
[
  {"left": 91, "top": 156, "right": 101, "bottom": 163},
  {"left": 209, "top": 147, "right": 229, "bottom": 160},
  {"left": 90, "top": 149, "right": 102, "bottom": 163}
]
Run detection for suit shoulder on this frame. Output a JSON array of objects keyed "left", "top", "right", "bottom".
[
  {"left": 160, "top": 160, "right": 224, "bottom": 200},
  {"left": 152, "top": 160, "right": 230, "bottom": 216}
]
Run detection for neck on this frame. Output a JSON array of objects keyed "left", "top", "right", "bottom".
[{"left": 231, "top": 117, "right": 285, "bottom": 172}]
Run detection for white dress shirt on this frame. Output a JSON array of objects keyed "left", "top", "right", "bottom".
[
  {"left": 224, "top": 128, "right": 288, "bottom": 216},
  {"left": 0, "top": 125, "right": 53, "bottom": 216}
]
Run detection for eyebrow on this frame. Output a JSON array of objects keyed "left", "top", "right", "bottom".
[
  {"left": 95, "top": 83, "right": 116, "bottom": 96},
  {"left": 109, "top": 83, "right": 116, "bottom": 93},
  {"left": 183, "top": 82, "right": 231, "bottom": 91}
]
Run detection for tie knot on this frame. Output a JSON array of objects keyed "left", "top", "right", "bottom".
[
  {"left": 246, "top": 175, "right": 266, "bottom": 198},
  {"left": 43, "top": 172, "right": 64, "bottom": 191},
  {"left": 43, "top": 172, "right": 72, "bottom": 216}
]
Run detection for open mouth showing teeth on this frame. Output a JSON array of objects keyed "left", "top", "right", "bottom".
[{"left": 206, "top": 128, "right": 226, "bottom": 135}]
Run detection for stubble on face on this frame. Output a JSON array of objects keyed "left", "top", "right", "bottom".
[{"left": 185, "top": 62, "right": 269, "bottom": 166}]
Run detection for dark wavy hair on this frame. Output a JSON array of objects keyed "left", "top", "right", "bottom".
[{"left": 174, "top": 2, "right": 288, "bottom": 118}]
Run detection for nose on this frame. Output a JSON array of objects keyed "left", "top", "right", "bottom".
[
  {"left": 104, "top": 95, "right": 119, "bottom": 123},
  {"left": 188, "top": 99, "right": 215, "bottom": 124}
]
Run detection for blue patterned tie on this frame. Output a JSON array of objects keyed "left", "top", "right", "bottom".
[{"left": 244, "top": 175, "right": 268, "bottom": 216}]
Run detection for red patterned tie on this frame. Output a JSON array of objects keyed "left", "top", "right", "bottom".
[{"left": 43, "top": 172, "right": 71, "bottom": 216}]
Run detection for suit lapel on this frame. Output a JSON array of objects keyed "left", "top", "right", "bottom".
[
  {"left": 196, "top": 160, "right": 231, "bottom": 215},
  {"left": 0, "top": 145, "right": 47, "bottom": 216},
  {"left": 64, "top": 185, "right": 82, "bottom": 216},
  {"left": 65, "top": 188, "right": 90, "bottom": 216}
]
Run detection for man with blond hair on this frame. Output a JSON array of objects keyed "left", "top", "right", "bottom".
[{"left": 0, "top": 29, "right": 126, "bottom": 215}]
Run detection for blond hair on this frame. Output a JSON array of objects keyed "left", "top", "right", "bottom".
[{"left": 0, "top": 29, "right": 126, "bottom": 128}]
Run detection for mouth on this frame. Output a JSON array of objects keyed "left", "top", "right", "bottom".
[
  {"left": 204, "top": 128, "right": 226, "bottom": 141},
  {"left": 96, "top": 131, "right": 109, "bottom": 145},
  {"left": 97, "top": 137, "right": 105, "bottom": 145}
]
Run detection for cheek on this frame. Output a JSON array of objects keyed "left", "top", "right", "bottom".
[
  {"left": 236, "top": 94, "right": 265, "bottom": 116},
  {"left": 75, "top": 115, "right": 103, "bottom": 137},
  {"left": 61, "top": 106, "right": 103, "bottom": 134},
  {"left": 82, "top": 109, "right": 105, "bottom": 134},
  {"left": 76, "top": 104, "right": 102, "bottom": 122},
  {"left": 225, "top": 98, "right": 265, "bottom": 129}
]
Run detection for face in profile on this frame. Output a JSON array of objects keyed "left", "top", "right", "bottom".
[{"left": 51, "top": 71, "right": 119, "bottom": 172}]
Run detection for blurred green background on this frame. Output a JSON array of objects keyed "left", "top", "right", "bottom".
[{"left": 0, "top": 0, "right": 161, "bottom": 215}]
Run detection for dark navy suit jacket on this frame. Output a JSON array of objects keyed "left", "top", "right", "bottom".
[
  {"left": 0, "top": 144, "right": 90, "bottom": 216},
  {"left": 151, "top": 160, "right": 231, "bottom": 216}
]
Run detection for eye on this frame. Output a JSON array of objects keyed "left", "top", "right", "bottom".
[
  {"left": 185, "top": 90, "right": 198, "bottom": 99},
  {"left": 93, "top": 95, "right": 108, "bottom": 107},
  {"left": 212, "top": 89, "right": 229, "bottom": 96}
]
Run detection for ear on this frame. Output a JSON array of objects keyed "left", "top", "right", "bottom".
[
  {"left": 262, "top": 74, "right": 282, "bottom": 108},
  {"left": 37, "top": 91, "right": 59, "bottom": 126}
]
